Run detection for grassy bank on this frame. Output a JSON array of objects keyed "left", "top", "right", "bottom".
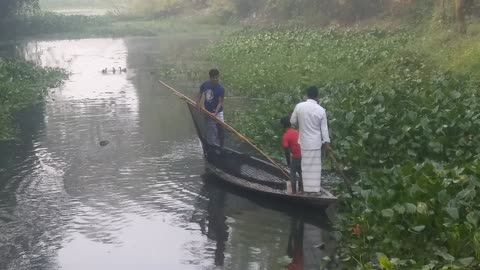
[
  {"left": 0, "top": 58, "right": 67, "bottom": 140},
  {"left": 166, "top": 21, "right": 480, "bottom": 269},
  {"left": 0, "top": 12, "right": 233, "bottom": 40}
]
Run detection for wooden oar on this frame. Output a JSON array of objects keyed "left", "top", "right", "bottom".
[
  {"left": 327, "top": 149, "right": 354, "bottom": 196},
  {"left": 157, "top": 79, "right": 291, "bottom": 180}
]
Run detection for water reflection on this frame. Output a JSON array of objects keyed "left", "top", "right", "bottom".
[
  {"left": 287, "top": 217, "right": 304, "bottom": 270},
  {"left": 191, "top": 175, "right": 333, "bottom": 270},
  {"left": 124, "top": 36, "right": 208, "bottom": 143},
  {"left": 196, "top": 181, "right": 229, "bottom": 267}
]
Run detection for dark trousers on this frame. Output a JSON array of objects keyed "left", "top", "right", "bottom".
[{"left": 290, "top": 157, "right": 303, "bottom": 193}]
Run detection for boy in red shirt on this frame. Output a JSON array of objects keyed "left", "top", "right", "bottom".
[{"left": 281, "top": 116, "right": 303, "bottom": 194}]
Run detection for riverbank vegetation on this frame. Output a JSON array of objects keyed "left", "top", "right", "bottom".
[
  {"left": 1, "top": 0, "right": 232, "bottom": 39},
  {"left": 3, "top": 0, "right": 473, "bottom": 40},
  {"left": 204, "top": 30, "right": 480, "bottom": 270},
  {"left": 0, "top": 1, "right": 66, "bottom": 140},
  {"left": 0, "top": 59, "right": 66, "bottom": 140},
  {"left": 0, "top": 12, "right": 230, "bottom": 39},
  {"left": 158, "top": 2, "right": 480, "bottom": 270}
]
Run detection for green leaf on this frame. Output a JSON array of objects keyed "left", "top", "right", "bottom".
[
  {"left": 428, "top": 141, "right": 443, "bottom": 153},
  {"left": 407, "top": 149, "right": 416, "bottom": 157},
  {"left": 408, "top": 111, "right": 417, "bottom": 120},
  {"left": 416, "top": 202, "right": 428, "bottom": 215},
  {"left": 420, "top": 117, "right": 429, "bottom": 128},
  {"left": 458, "top": 257, "right": 474, "bottom": 266},
  {"left": 437, "top": 190, "right": 450, "bottom": 204},
  {"left": 466, "top": 212, "right": 479, "bottom": 227},
  {"left": 382, "top": 209, "right": 394, "bottom": 218},
  {"left": 360, "top": 189, "right": 372, "bottom": 199},
  {"left": 405, "top": 203, "right": 417, "bottom": 214},
  {"left": 435, "top": 250, "right": 455, "bottom": 262},
  {"left": 341, "top": 255, "right": 351, "bottom": 262},
  {"left": 451, "top": 91, "right": 461, "bottom": 99},
  {"left": 346, "top": 112, "right": 354, "bottom": 122},
  {"left": 378, "top": 255, "right": 394, "bottom": 270},
  {"left": 402, "top": 126, "right": 412, "bottom": 133},
  {"left": 457, "top": 189, "right": 476, "bottom": 201},
  {"left": 388, "top": 138, "right": 398, "bottom": 145},
  {"left": 421, "top": 263, "right": 436, "bottom": 270},
  {"left": 411, "top": 225, "right": 425, "bottom": 232},
  {"left": 352, "top": 185, "right": 363, "bottom": 193},
  {"left": 393, "top": 204, "right": 405, "bottom": 214},
  {"left": 445, "top": 207, "right": 459, "bottom": 220}
]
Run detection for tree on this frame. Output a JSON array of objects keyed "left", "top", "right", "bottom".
[
  {"left": 456, "top": 0, "right": 466, "bottom": 33},
  {"left": 0, "top": 0, "right": 39, "bottom": 21}
]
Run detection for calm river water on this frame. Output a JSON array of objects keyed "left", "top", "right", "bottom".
[{"left": 0, "top": 36, "right": 335, "bottom": 270}]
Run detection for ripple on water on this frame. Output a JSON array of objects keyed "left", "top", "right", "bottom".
[{"left": 0, "top": 37, "right": 333, "bottom": 270}]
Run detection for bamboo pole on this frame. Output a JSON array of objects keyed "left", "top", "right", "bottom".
[
  {"left": 327, "top": 150, "right": 354, "bottom": 197},
  {"left": 157, "top": 79, "right": 291, "bottom": 179}
]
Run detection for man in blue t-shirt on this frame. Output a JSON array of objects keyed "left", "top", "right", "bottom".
[
  {"left": 197, "top": 69, "right": 225, "bottom": 146},
  {"left": 198, "top": 69, "right": 225, "bottom": 120}
]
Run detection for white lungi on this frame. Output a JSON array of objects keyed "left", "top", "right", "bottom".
[{"left": 301, "top": 148, "right": 322, "bottom": 192}]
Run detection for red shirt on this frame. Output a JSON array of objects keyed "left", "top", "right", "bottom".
[
  {"left": 282, "top": 128, "right": 301, "bottom": 158},
  {"left": 287, "top": 248, "right": 304, "bottom": 270}
]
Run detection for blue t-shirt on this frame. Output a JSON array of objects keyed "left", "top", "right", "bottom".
[{"left": 200, "top": 81, "right": 225, "bottom": 113}]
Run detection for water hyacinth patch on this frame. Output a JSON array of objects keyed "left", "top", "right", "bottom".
[
  {"left": 193, "top": 28, "right": 480, "bottom": 269},
  {"left": 0, "top": 58, "right": 67, "bottom": 139}
]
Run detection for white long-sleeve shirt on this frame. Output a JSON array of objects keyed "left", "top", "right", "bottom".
[{"left": 290, "top": 99, "right": 331, "bottom": 150}]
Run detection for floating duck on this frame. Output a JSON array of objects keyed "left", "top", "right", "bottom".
[
  {"left": 112, "top": 67, "right": 116, "bottom": 73},
  {"left": 118, "top": 66, "right": 127, "bottom": 73},
  {"left": 101, "top": 68, "right": 108, "bottom": 74}
]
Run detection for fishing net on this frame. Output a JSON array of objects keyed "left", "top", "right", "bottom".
[{"left": 186, "top": 103, "right": 288, "bottom": 191}]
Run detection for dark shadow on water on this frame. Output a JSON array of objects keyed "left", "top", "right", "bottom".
[
  {"left": 196, "top": 181, "right": 229, "bottom": 267},
  {"left": 0, "top": 104, "right": 64, "bottom": 270},
  {"left": 193, "top": 172, "right": 334, "bottom": 269},
  {"left": 202, "top": 172, "right": 332, "bottom": 227},
  {"left": 0, "top": 104, "right": 45, "bottom": 201}
]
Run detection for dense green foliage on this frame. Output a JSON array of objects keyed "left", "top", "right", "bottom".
[
  {"left": 0, "top": 0, "right": 39, "bottom": 20},
  {"left": 193, "top": 27, "right": 480, "bottom": 269},
  {"left": 0, "top": 12, "right": 229, "bottom": 39},
  {"left": 1, "top": 13, "right": 114, "bottom": 37},
  {"left": 40, "top": 0, "right": 115, "bottom": 9},
  {"left": 128, "top": 0, "right": 479, "bottom": 28},
  {"left": 131, "top": 0, "right": 426, "bottom": 20},
  {"left": 0, "top": 59, "right": 66, "bottom": 139}
]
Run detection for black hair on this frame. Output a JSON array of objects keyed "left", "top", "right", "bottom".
[
  {"left": 209, "top": 69, "right": 220, "bottom": 78},
  {"left": 306, "top": 86, "right": 319, "bottom": 99},
  {"left": 280, "top": 116, "right": 291, "bottom": 128}
]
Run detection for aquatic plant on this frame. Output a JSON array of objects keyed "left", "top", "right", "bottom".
[
  {"left": 196, "top": 28, "right": 480, "bottom": 269},
  {"left": 0, "top": 58, "right": 67, "bottom": 139}
]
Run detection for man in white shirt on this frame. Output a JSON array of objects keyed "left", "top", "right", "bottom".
[{"left": 290, "top": 86, "right": 332, "bottom": 192}]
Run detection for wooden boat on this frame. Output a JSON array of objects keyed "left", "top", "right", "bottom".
[
  {"left": 202, "top": 144, "right": 337, "bottom": 208},
  {"left": 158, "top": 80, "right": 338, "bottom": 208}
]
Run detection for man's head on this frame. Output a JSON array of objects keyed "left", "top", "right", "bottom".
[
  {"left": 209, "top": 69, "right": 220, "bottom": 85},
  {"left": 280, "top": 116, "right": 291, "bottom": 129},
  {"left": 306, "top": 86, "right": 319, "bottom": 100}
]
